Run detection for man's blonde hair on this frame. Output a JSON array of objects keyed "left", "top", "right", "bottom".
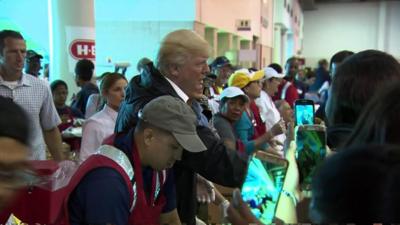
[{"left": 156, "top": 29, "right": 210, "bottom": 75}]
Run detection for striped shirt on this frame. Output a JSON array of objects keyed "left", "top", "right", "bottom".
[{"left": 0, "top": 73, "right": 61, "bottom": 160}]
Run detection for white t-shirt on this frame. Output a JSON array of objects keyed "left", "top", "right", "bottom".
[
  {"left": 255, "top": 90, "right": 286, "bottom": 151},
  {"left": 255, "top": 91, "right": 281, "bottom": 130}
]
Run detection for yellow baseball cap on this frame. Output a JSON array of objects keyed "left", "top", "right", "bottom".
[{"left": 228, "top": 68, "right": 264, "bottom": 89}]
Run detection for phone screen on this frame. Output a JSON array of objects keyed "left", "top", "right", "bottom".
[
  {"left": 241, "top": 152, "right": 288, "bottom": 224},
  {"left": 296, "top": 125, "right": 327, "bottom": 190},
  {"left": 295, "top": 104, "right": 314, "bottom": 126}
]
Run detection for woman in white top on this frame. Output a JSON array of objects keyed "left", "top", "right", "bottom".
[
  {"left": 80, "top": 73, "right": 127, "bottom": 160},
  {"left": 85, "top": 93, "right": 101, "bottom": 119},
  {"left": 255, "top": 67, "right": 287, "bottom": 152}
]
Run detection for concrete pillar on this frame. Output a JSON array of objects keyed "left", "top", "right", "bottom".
[
  {"left": 193, "top": 21, "right": 206, "bottom": 38},
  {"left": 239, "top": 39, "right": 253, "bottom": 68},
  {"left": 281, "top": 28, "right": 287, "bottom": 66},
  {"left": 205, "top": 27, "right": 218, "bottom": 59},
  {"left": 217, "top": 32, "right": 233, "bottom": 57},
  {"left": 273, "top": 24, "right": 281, "bottom": 64},
  {"left": 48, "top": 0, "right": 95, "bottom": 99},
  {"left": 286, "top": 32, "right": 294, "bottom": 60},
  {"left": 232, "top": 35, "right": 240, "bottom": 51}
]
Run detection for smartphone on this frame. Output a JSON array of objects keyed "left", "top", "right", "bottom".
[
  {"left": 241, "top": 151, "right": 289, "bottom": 224},
  {"left": 294, "top": 99, "right": 315, "bottom": 126},
  {"left": 295, "top": 124, "right": 327, "bottom": 190}
]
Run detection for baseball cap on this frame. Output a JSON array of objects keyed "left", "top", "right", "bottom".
[
  {"left": 228, "top": 68, "right": 264, "bottom": 89},
  {"left": 219, "top": 86, "right": 249, "bottom": 102},
  {"left": 139, "top": 95, "right": 207, "bottom": 153},
  {"left": 26, "top": 50, "right": 43, "bottom": 60},
  {"left": 261, "top": 67, "right": 285, "bottom": 80},
  {"left": 210, "top": 56, "right": 232, "bottom": 69},
  {"left": 206, "top": 72, "right": 217, "bottom": 79}
]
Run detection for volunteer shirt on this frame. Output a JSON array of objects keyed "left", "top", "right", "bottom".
[
  {"left": 69, "top": 167, "right": 176, "bottom": 225},
  {"left": 68, "top": 130, "right": 176, "bottom": 225}
]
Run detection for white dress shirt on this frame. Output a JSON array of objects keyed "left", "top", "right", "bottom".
[
  {"left": 165, "top": 76, "right": 189, "bottom": 103},
  {"left": 85, "top": 93, "right": 101, "bottom": 119},
  {"left": 80, "top": 104, "right": 118, "bottom": 161}
]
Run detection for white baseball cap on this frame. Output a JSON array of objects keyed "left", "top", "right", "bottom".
[
  {"left": 219, "top": 86, "right": 249, "bottom": 102},
  {"left": 262, "top": 67, "right": 285, "bottom": 80}
]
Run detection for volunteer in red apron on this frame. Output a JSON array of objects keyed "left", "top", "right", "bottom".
[{"left": 68, "top": 95, "right": 207, "bottom": 225}]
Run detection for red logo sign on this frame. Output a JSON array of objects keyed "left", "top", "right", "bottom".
[{"left": 69, "top": 39, "right": 95, "bottom": 59}]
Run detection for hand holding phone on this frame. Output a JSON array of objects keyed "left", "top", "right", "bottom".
[
  {"left": 241, "top": 151, "right": 289, "bottom": 224},
  {"left": 227, "top": 189, "right": 262, "bottom": 225},
  {"left": 294, "top": 99, "right": 315, "bottom": 126},
  {"left": 295, "top": 124, "right": 327, "bottom": 190}
]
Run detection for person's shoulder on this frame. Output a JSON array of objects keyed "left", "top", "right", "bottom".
[
  {"left": 86, "top": 166, "right": 124, "bottom": 180},
  {"left": 260, "top": 90, "right": 268, "bottom": 98},
  {"left": 213, "top": 113, "right": 229, "bottom": 125},
  {"left": 23, "top": 74, "right": 49, "bottom": 87},
  {"left": 257, "top": 91, "right": 269, "bottom": 104},
  {"left": 74, "top": 167, "right": 130, "bottom": 200},
  {"left": 88, "top": 93, "right": 100, "bottom": 101},
  {"left": 83, "top": 82, "right": 99, "bottom": 92},
  {"left": 85, "top": 110, "right": 106, "bottom": 125}
]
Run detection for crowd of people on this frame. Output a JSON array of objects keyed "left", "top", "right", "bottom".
[{"left": 1, "top": 27, "right": 400, "bottom": 224}]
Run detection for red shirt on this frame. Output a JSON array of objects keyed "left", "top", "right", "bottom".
[
  {"left": 249, "top": 101, "right": 266, "bottom": 137},
  {"left": 274, "top": 80, "right": 299, "bottom": 107}
]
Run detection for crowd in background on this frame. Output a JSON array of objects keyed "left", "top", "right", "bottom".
[{"left": 1, "top": 27, "right": 400, "bottom": 224}]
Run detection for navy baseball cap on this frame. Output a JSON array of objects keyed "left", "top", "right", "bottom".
[
  {"left": 210, "top": 56, "right": 232, "bottom": 69},
  {"left": 26, "top": 50, "right": 43, "bottom": 60}
]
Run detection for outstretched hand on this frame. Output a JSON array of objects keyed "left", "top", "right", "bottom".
[
  {"left": 196, "top": 175, "right": 215, "bottom": 203},
  {"left": 227, "top": 189, "right": 263, "bottom": 225},
  {"left": 271, "top": 119, "right": 286, "bottom": 137}
]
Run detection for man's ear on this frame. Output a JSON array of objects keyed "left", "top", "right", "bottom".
[
  {"left": 143, "top": 128, "right": 155, "bottom": 147},
  {"left": 168, "top": 64, "right": 180, "bottom": 78}
]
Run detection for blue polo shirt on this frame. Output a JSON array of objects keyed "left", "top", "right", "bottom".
[{"left": 68, "top": 130, "right": 176, "bottom": 225}]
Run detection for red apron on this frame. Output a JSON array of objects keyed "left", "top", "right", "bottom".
[
  {"left": 0, "top": 141, "right": 167, "bottom": 225},
  {"left": 0, "top": 155, "right": 134, "bottom": 225},
  {"left": 249, "top": 101, "right": 266, "bottom": 137},
  {"left": 128, "top": 143, "right": 167, "bottom": 225}
]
